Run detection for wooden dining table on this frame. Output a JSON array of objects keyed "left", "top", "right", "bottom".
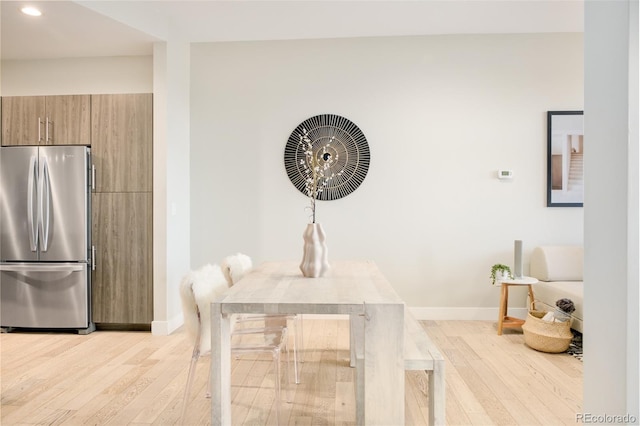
[{"left": 210, "top": 260, "right": 406, "bottom": 425}]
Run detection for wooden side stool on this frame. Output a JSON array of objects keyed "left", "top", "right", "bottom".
[{"left": 497, "top": 276, "right": 539, "bottom": 335}]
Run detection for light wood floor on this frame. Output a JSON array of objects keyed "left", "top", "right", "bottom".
[{"left": 0, "top": 319, "right": 582, "bottom": 425}]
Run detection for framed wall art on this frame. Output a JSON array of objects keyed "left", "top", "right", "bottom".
[{"left": 547, "top": 110, "right": 584, "bottom": 207}]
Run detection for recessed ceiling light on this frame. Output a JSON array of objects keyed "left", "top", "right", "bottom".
[{"left": 21, "top": 6, "right": 42, "bottom": 17}]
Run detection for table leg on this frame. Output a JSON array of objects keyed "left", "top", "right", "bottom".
[
  {"left": 350, "top": 313, "right": 365, "bottom": 425},
  {"left": 363, "top": 303, "right": 404, "bottom": 425},
  {"left": 497, "top": 284, "right": 508, "bottom": 335},
  {"left": 428, "top": 360, "right": 446, "bottom": 425},
  {"left": 211, "top": 302, "right": 232, "bottom": 426}
]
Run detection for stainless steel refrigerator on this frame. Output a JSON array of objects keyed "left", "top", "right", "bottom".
[{"left": 0, "top": 145, "right": 95, "bottom": 334}]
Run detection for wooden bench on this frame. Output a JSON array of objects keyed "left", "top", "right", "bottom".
[
  {"left": 350, "top": 308, "right": 446, "bottom": 425},
  {"left": 403, "top": 309, "right": 446, "bottom": 425}
]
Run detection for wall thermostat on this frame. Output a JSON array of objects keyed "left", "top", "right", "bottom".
[{"left": 498, "top": 170, "right": 513, "bottom": 180}]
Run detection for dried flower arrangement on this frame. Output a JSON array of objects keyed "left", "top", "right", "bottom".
[{"left": 298, "top": 128, "right": 341, "bottom": 223}]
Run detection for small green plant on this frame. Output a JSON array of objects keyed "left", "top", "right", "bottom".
[{"left": 490, "top": 264, "right": 513, "bottom": 285}]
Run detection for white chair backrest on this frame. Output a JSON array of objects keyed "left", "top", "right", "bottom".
[
  {"left": 179, "top": 270, "right": 199, "bottom": 346},
  {"left": 221, "top": 253, "right": 253, "bottom": 286},
  {"left": 179, "top": 263, "right": 228, "bottom": 354}
]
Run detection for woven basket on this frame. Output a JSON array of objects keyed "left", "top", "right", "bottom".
[{"left": 522, "top": 304, "right": 573, "bottom": 353}]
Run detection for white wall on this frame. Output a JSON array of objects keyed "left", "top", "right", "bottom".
[
  {"left": 0, "top": 56, "right": 152, "bottom": 95},
  {"left": 190, "top": 33, "right": 584, "bottom": 316},
  {"left": 584, "top": 0, "right": 639, "bottom": 420},
  {"left": 152, "top": 41, "right": 191, "bottom": 335},
  {"left": 0, "top": 35, "right": 585, "bottom": 325}
]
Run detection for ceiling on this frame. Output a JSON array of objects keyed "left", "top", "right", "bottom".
[
  {"left": 1, "top": 1, "right": 157, "bottom": 60},
  {"left": 1, "top": 1, "right": 584, "bottom": 61}
]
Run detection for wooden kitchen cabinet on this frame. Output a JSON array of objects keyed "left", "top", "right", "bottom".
[
  {"left": 90, "top": 93, "right": 153, "bottom": 327},
  {"left": 1, "top": 95, "right": 91, "bottom": 146},
  {"left": 91, "top": 94, "right": 153, "bottom": 192},
  {"left": 1, "top": 92, "right": 153, "bottom": 326},
  {"left": 91, "top": 192, "right": 153, "bottom": 325}
]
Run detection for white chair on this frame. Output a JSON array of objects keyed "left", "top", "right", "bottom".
[
  {"left": 221, "top": 253, "right": 304, "bottom": 383},
  {"left": 179, "top": 263, "right": 291, "bottom": 424}
]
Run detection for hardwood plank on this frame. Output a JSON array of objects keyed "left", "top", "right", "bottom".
[
  {"left": 238, "top": 357, "right": 276, "bottom": 425},
  {"left": 442, "top": 382, "right": 473, "bottom": 426},
  {"left": 0, "top": 319, "right": 582, "bottom": 425},
  {"left": 290, "top": 319, "right": 327, "bottom": 425},
  {"left": 474, "top": 343, "right": 567, "bottom": 425},
  {"left": 445, "top": 360, "right": 495, "bottom": 425},
  {"left": 335, "top": 319, "right": 353, "bottom": 383},
  {"left": 110, "top": 353, "right": 189, "bottom": 424},
  {"left": 312, "top": 321, "right": 339, "bottom": 423},
  {"left": 455, "top": 364, "right": 517, "bottom": 425},
  {"left": 335, "top": 381, "right": 356, "bottom": 425},
  {"left": 405, "top": 371, "right": 428, "bottom": 425}
]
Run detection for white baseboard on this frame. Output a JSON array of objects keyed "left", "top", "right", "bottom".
[
  {"left": 409, "top": 307, "right": 528, "bottom": 321},
  {"left": 151, "top": 313, "right": 184, "bottom": 336},
  {"left": 299, "top": 307, "right": 528, "bottom": 322}
]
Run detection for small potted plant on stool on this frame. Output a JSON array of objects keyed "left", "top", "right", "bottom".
[{"left": 490, "top": 264, "right": 513, "bottom": 286}]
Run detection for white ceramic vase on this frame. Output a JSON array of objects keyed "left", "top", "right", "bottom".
[
  {"left": 299, "top": 223, "right": 330, "bottom": 278},
  {"left": 496, "top": 270, "right": 510, "bottom": 284}
]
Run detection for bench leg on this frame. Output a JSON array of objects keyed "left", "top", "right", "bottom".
[
  {"left": 355, "top": 357, "right": 364, "bottom": 425},
  {"left": 428, "top": 359, "right": 446, "bottom": 425},
  {"left": 350, "top": 313, "right": 364, "bottom": 368}
]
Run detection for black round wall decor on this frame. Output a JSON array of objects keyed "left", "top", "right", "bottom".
[{"left": 284, "top": 114, "right": 370, "bottom": 201}]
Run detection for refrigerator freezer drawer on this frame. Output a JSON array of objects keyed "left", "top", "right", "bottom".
[{"left": 0, "top": 263, "right": 90, "bottom": 329}]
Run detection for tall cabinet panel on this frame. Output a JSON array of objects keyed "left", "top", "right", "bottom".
[
  {"left": 92, "top": 192, "right": 153, "bottom": 324},
  {"left": 1, "top": 95, "right": 90, "bottom": 146},
  {"left": 91, "top": 93, "right": 153, "bottom": 326},
  {"left": 91, "top": 94, "right": 152, "bottom": 192}
]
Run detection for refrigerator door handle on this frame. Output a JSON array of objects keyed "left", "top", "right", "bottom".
[
  {"left": 0, "top": 263, "right": 85, "bottom": 272},
  {"left": 38, "top": 117, "right": 44, "bottom": 144},
  {"left": 27, "top": 155, "right": 38, "bottom": 252},
  {"left": 45, "top": 117, "right": 52, "bottom": 144},
  {"left": 39, "top": 157, "right": 52, "bottom": 252}
]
